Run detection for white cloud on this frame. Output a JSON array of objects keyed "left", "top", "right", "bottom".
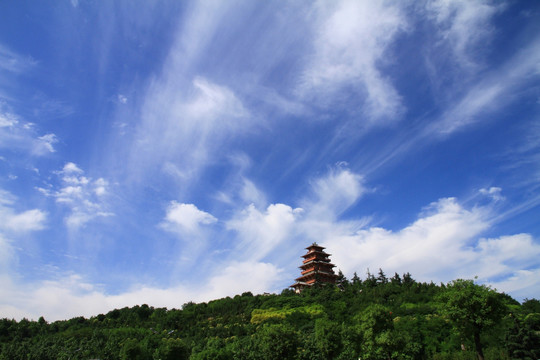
[
  {"left": 0, "top": 111, "right": 18, "bottom": 127},
  {"left": 205, "top": 261, "right": 283, "bottom": 299},
  {"left": 121, "top": 2, "right": 253, "bottom": 188},
  {"left": 33, "top": 133, "right": 57, "bottom": 154},
  {"left": 304, "top": 167, "right": 366, "bottom": 220},
  {"left": 0, "top": 189, "right": 47, "bottom": 233},
  {"left": 161, "top": 202, "right": 217, "bottom": 234},
  {"left": 94, "top": 178, "right": 108, "bottom": 196},
  {"left": 490, "top": 268, "right": 540, "bottom": 299},
  {"left": 479, "top": 186, "right": 504, "bottom": 201},
  {"left": 214, "top": 167, "right": 540, "bottom": 299},
  {"left": 3, "top": 209, "right": 47, "bottom": 233},
  {"left": 323, "top": 197, "right": 540, "bottom": 293},
  {"left": 427, "top": 0, "right": 502, "bottom": 69},
  {"left": 239, "top": 178, "right": 266, "bottom": 209},
  {"left": 117, "top": 94, "right": 127, "bottom": 104},
  {"left": 0, "top": 47, "right": 57, "bottom": 156},
  {"left": 2, "top": 165, "right": 540, "bottom": 320},
  {"left": 428, "top": 36, "right": 540, "bottom": 135},
  {"left": 0, "top": 260, "right": 283, "bottom": 321},
  {"left": 0, "top": 188, "right": 15, "bottom": 205},
  {"left": 131, "top": 76, "right": 249, "bottom": 184},
  {"left": 0, "top": 43, "right": 36, "bottom": 74},
  {"left": 0, "top": 189, "right": 46, "bottom": 301},
  {"left": 0, "top": 102, "right": 58, "bottom": 156},
  {"left": 227, "top": 203, "right": 303, "bottom": 262},
  {"left": 45, "top": 163, "right": 113, "bottom": 230},
  {"left": 298, "top": 0, "right": 407, "bottom": 123},
  {"left": 474, "top": 234, "right": 540, "bottom": 279},
  {"left": 62, "top": 162, "right": 84, "bottom": 174}
]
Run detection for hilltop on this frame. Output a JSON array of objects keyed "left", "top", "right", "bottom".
[{"left": 1, "top": 271, "right": 539, "bottom": 360}]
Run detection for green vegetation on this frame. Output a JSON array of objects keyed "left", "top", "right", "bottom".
[{"left": 1, "top": 272, "right": 538, "bottom": 359}]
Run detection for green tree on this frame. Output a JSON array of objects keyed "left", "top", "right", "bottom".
[
  {"left": 336, "top": 270, "right": 349, "bottom": 289},
  {"left": 153, "top": 338, "right": 189, "bottom": 360},
  {"left": 120, "top": 338, "right": 150, "bottom": 360},
  {"left": 356, "top": 305, "right": 389, "bottom": 359},
  {"left": 254, "top": 324, "right": 299, "bottom": 360},
  {"left": 377, "top": 269, "right": 388, "bottom": 285},
  {"left": 521, "top": 298, "right": 540, "bottom": 314},
  {"left": 351, "top": 272, "right": 361, "bottom": 286},
  {"left": 506, "top": 313, "right": 540, "bottom": 360},
  {"left": 390, "top": 273, "right": 402, "bottom": 286},
  {"left": 438, "top": 279, "right": 507, "bottom": 360},
  {"left": 314, "top": 318, "right": 342, "bottom": 359}
]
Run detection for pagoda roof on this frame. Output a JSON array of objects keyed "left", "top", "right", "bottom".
[
  {"left": 300, "top": 259, "right": 335, "bottom": 268},
  {"left": 305, "top": 242, "right": 325, "bottom": 250},
  {"left": 295, "top": 270, "right": 337, "bottom": 281},
  {"left": 290, "top": 281, "right": 310, "bottom": 288},
  {"left": 302, "top": 250, "right": 331, "bottom": 258}
]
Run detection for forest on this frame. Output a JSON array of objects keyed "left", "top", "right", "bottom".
[{"left": 1, "top": 270, "right": 539, "bottom": 360}]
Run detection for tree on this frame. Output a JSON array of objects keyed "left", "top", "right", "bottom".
[
  {"left": 506, "top": 313, "right": 540, "bottom": 360},
  {"left": 377, "top": 269, "right": 388, "bottom": 285},
  {"left": 154, "top": 338, "right": 191, "bottom": 360},
  {"left": 314, "top": 318, "right": 342, "bottom": 359},
  {"left": 365, "top": 269, "right": 377, "bottom": 288},
  {"left": 254, "top": 324, "right": 299, "bottom": 360},
  {"left": 390, "top": 273, "right": 402, "bottom": 286},
  {"left": 522, "top": 298, "right": 540, "bottom": 314},
  {"left": 336, "top": 270, "right": 349, "bottom": 289},
  {"left": 354, "top": 304, "right": 408, "bottom": 360},
  {"left": 120, "top": 338, "right": 151, "bottom": 360},
  {"left": 438, "top": 279, "right": 507, "bottom": 360},
  {"left": 402, "top": 272, "right": 414, "bottom": 286},
  {"left": 351, "top": 272, "right": 362, "bottom": 288}
]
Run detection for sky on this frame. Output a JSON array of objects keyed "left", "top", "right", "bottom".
[{"left": 0, "top": 0, "right": 540, "bottom": 321}]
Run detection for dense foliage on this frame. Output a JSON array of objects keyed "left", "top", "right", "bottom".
[{"left": 1, "top": 271, "right": 538, "bottom": 359}]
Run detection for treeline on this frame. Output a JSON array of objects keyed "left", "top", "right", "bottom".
[{"left": 1, "top": 270, "right": 539, "bottom": 359}]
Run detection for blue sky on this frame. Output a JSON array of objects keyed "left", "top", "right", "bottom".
[{"left": 1, "top": 0, "right": 540, "bottom": 320}]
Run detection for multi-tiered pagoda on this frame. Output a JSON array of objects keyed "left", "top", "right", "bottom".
[{"left": 290, "top": 243, "right": 338, "bottom": 293}]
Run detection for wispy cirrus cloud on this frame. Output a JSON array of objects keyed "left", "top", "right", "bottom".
[
  {"left": 0, "top": 43, "right": 59, "bottom": 157},
  {"left": 298, "top": 0, "right": 407, "bottom": 123},
  {"left": 302, "top": 166, "right": 366, "bottom": 220},
  {"left": 429, "top": 36, "right": 540, "bottom": 135},
  {"left": 0, "top": 102, "right": 58, "bottom": 156},
  {"left": 427, "top": 0, "right": 503, "bottom": 69},
  {"left": 0, "top": 43, "right": 36, "bottom": 76},
  {"left": 130, "top": 76, "right": 249, "bottom": 184}
]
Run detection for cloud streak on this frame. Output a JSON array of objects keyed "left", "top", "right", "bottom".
[
  {"left": 0, "top": 103, "right": 58, "bottom": 156},
  {"left": 298, "top": 0, "right": 407, "bottom": 123},
  {"left": 130, "top": 76, "right": 250, "bottom": 185}
]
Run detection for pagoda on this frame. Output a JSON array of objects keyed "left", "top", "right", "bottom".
[{"left": 290, "top": 242, "right": 338, "bottom": 293}]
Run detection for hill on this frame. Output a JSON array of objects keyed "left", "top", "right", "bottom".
[{"left": 1, "top": 271, "right": 539, "bottom": 359}]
